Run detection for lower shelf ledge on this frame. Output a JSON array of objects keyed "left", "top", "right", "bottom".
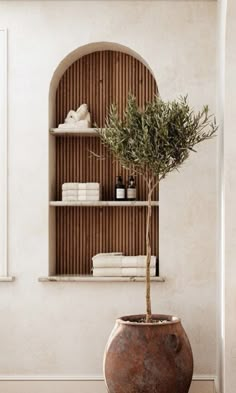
[
  {"left": 0, "top": 276, "right": 15, "bottom": 282},
  {"left": 38, "top": 275, "right": 165, "bottom": 283}
]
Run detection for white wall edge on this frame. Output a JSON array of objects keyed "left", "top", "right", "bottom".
[
  {"left": 0, "top": 374, "right": 216, "bottom": 382},
  {"left": 216, "top": 1, "right": 227, "bottom": 393},
  {"left": 0, "top": 28, "right": 9, "bottom": 278}
]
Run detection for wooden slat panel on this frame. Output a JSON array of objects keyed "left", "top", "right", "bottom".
[{"left": 55, "top": 50, "right": 159, "bottom": 275}]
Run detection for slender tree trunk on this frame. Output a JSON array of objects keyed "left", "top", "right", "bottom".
[{"left": 146, "top": 178, "right": 153, "bottom": 322}]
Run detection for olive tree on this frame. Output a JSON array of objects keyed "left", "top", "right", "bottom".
[{"left": 97, "top": 95, "right": 217, "bottom": 322}]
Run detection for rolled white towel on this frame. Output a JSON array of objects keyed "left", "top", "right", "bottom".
[
  {"left": 62, "top": 183, "right": 79, "bottom": 190},
  {"left": 93, "top": 267, "right": 156, "bottom": 277}
]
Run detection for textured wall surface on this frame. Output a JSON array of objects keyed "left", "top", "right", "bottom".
[{"left": 0, "top": 0, "right": 217, "bottom": 383}]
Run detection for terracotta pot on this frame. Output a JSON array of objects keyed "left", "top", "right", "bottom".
[{"left": 104, "top": 314, "right": 193, "bottom": 393}]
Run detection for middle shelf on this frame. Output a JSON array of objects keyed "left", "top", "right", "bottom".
[{"left": 50, "top": 201, "right": 159, "bottom": 207}]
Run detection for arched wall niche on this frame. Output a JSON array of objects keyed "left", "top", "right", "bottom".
[
  {"left": 49, "top": 41, "right": 157, "bottom": 127},
  {"left": 48, "top": 42, "right": 159, "bottom": 276}
]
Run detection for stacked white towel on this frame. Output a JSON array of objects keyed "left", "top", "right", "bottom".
[
  {"left": 62, "top": 182, "right": 101, "bottom": 201},
  {"left": 92, "top": 253, "right": 156, "bottom": 277}
]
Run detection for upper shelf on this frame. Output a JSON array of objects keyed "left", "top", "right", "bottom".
[
  {"left": 50, "top": 201, "right": 159, "bottom": 207},
  {"left": 50, "top": 128, "right": 98, "bottom": 137}
]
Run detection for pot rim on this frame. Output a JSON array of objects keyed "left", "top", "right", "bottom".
[{"left": 116, "top": 314, "right": 181, "bottom": 326}]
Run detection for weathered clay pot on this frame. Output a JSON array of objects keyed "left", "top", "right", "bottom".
[{"left": 104, "top": 314, "right": 193, "bottom": 393}]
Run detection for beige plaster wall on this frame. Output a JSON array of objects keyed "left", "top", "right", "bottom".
[{"left": 0, "top": 0, "right": 217, "bottom": 384}]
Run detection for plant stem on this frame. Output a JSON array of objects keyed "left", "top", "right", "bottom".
[{"left": 146, "top": 177, "right": 153, "bottom": 322}]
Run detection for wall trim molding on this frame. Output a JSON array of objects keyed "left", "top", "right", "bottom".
[
  {"left": 216, "top": 1, "right": 227, "bottom": 392},
  {"left": 0, "top": 374, "right": 216, "bottom": 382},
  {"left": 0, "top": 28, "right": 9, "bottom": 278}
]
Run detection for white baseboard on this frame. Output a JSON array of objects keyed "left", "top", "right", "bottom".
[{"left": 0, "top": 375, "right": 216, "bottom": 393}]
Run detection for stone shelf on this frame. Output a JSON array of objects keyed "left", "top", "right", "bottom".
[
  {"left": 50, "top": 201, "right": 159, "bottom": 207},
  {"left": 39, "top": 275, "right": 165, "bottom": 282},
  {"left": 50, "top": 128, "right": 98, "bottom": 137}
]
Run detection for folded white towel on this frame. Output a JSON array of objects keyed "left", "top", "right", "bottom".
[
  {"left": 78, "top": 190, "right": 101, "bottom": 196},
  {"left": 93, "top": 267, "right": 156, "bottom": 277},
  {"left": 77, "top": 120, "right": 91, "bottom": 129},
  {"left": 58, "top": 120, "right": 91, "bottom": 129},
  {"left": 78, "top": 195, "right": 100, "bottom": 201},
  {"left": 62, "top": 182, "right": 100, "bottom": 191},
  {"left": 62, "top": 190, "right": 78, "bottom": 196},
  {"left": 93, "top": 256, "right": 124, "bottom": 267},
  {"left": 78, "top": 183, "right": 100, "bottom": 190},
  {"left": 62, "top": 196, "right": 78, "bottom": 201},
  {"left": 92, "top": 255, "right": 156, "bottom": 268},
  {"left": 122, "top": 256, "right": 156, "bottom": 268},
  {"left": 62, "top": 183, "right": 79, "bottom": 190},
  {"left": 94, "top": 252, "right": 124, "bottom": 257},
  {"left": 77, "top": 190, "right": 86, "bottom": 195}
]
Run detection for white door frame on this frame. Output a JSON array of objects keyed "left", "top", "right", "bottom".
[{"left": 0, "top": 28, "right": 13, "bottom": 281}]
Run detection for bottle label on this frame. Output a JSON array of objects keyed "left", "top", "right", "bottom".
[
  {"left": 127, "top": 188, "right": 136, "bottom": 199},
  {"left": 116, "top": 188, "right": 125, "bottom": 199}
]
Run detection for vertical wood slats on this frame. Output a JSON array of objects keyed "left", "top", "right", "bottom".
[{"left": 55, "top": 50, "right": 159, "bottom": 275}]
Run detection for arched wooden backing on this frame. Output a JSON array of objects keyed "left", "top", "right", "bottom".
[{"left": 55, "top": 50, "right": 159, "bottom": 275}]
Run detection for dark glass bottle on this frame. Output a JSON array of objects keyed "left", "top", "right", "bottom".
[
  {"left": 115, "top": 176, "right": 125, "bottom": 201},
  {"left": 127, "top": 176, "right": 136, "bottom": 201}
]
